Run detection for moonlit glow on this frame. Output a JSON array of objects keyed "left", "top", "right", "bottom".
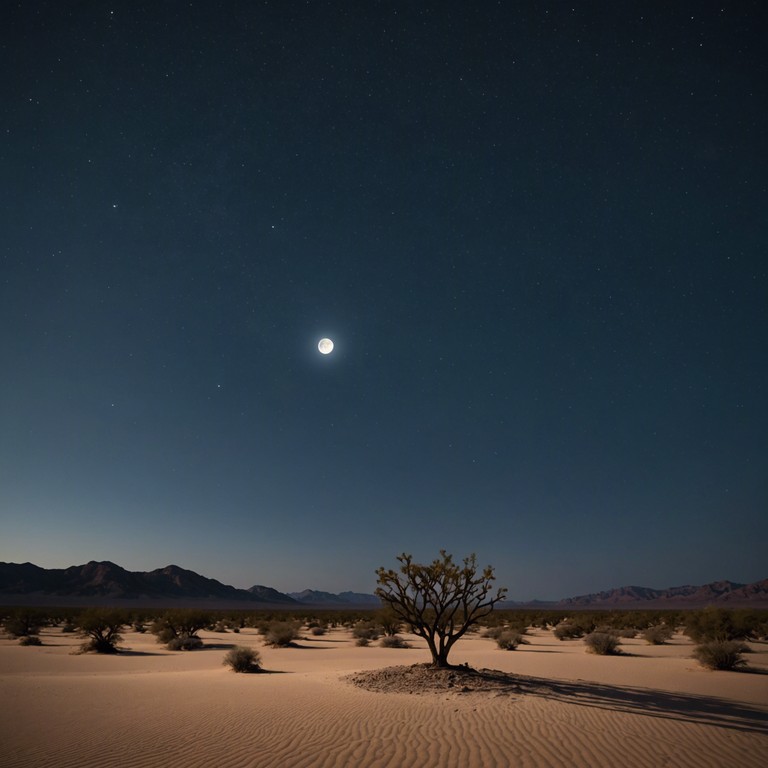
[{"left": 318, "top": 338, "right": 334, "bottom": 354}]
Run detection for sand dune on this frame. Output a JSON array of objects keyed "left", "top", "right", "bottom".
[{"left": 2, "top": 626, "right": 766, "bottom": 767}]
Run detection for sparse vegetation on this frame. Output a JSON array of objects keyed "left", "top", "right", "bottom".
[
  {"left": 352, "top": 621, "right": 382, "bottom": 643},
  {"left": 482, "top": 625, "right": 527, "bottom": 650},
  {"left": 78, "top": 609, "right": 125, "bottom": 653},
  {"left": 495, "top": 631, "right": 525, "bottom": 650},
  {"left": 685, "top": 608, "right": 755, "bottom": 643},
  {"left": 167, "top": 633, "right": 204, "bottom": 651},
  {"left": 642, "top": 625, "right": 674, "bottom": 645},
  {"left": 380, "top": 634, "right": 410, "bottom": 649},
  {"left": 692, "top": 640, "right": 748, "bottom": 670},
  {"left": 151, "top": 610, "right": 210, "bottom": 650},
  {"left": 223, "top": 645, "right": 262, "bottom": 673},
  {"left": 553, "top": 621, "right": 586, "bottom": 640},
  {"left": 4, "top": 610, "right": 42, "bottom": 639},
  {"left": 584, "top": 632, "right": 621, "bottom": 655},
  {"left": 264, "top": 621, "right": 301, "bottom": 647},
  {"left": 19, "top": 635, "right": 43, "bottom": 646},
  {"left": 375, "top": 550, "right": 507, "bottom": 668},
  {"left": 376, "top": 609, "right": 402, "bottom": 637}
]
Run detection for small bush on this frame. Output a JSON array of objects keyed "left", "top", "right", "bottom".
[
  {"left": 496, "top": 631, "right": 524, "bottom": 651},
  {"left": 642, "top": 625, "right": 674, "bottom": 645},
  {"left": 61, "top": 623, "right": 77, "bottom": 633},
  {"left": 554, "top": 622, "right": 585, "bottom": 640},
  {"left": 355, "top": 637, "right": 371, "bottom": 647},
  {"left": 264, "top": 622, "right": 300, "bottom": 647},
  {"left": 4, "top": 613, "right": 41, "bottom": 639},
  {"left": 380, "top": 635, "right": 410, "bottom": 649},
  {"left": 223, "top": 646, "right": 262, "bottom": 673},
  {"left": 352, "top": 621, "right": 382, "bottom": 642},
  {"left": 19, "top": 635, "right": 43, "bottom": 646},
  {"left": 310, "top": 626, "right": 326, "bottom": 636},
  {"left": 693, "top": 641, "right": 748, "bottom": 670},
  {"left": 584, "top": 632, "right": 621, "bottom": 655},
  {"left": 78, "top": 609, "right": 125, "bottom": 654},
  {"left": 167, "top": 633, "right": 204, "bottom": 651}
]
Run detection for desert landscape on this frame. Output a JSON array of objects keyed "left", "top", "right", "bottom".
[{"left": 2, "top": 618, "right": 767, "bottom": 768}]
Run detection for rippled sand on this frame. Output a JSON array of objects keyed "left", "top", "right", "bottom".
[{"left": 2, "top": 625, "right": 766, "bottom": 767}]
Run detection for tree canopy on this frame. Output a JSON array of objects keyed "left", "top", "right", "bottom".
[{"left": 375, "top": 550, "right": 507, "bottom": 667}]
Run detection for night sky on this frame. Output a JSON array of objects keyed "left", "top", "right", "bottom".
[{"left": 1, "top": 2, "right": 766, "bottom": 600}]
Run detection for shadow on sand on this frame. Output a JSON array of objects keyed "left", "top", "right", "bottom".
[{"left": 468, "top": 668, "right": 768, "bottom": 735}]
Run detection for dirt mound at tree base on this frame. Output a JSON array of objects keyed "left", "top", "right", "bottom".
[{"left": 346, "top": 663, "right": 531, "bottom": 697}]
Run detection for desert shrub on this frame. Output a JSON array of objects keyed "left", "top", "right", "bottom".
[
  {"left": 693, "top": 640, "right": 748, "bottom": 670},
  {"left": 19, "top": 635, "right": 43, "bottom": 646},
  {"left": 584, "top": 632, "right": 621, "bottom": 655},
  {"left": 495, "top": 631, "right": 524, "bottom": 650},
  {"left": 223, "top": 645, "right": 262, "bottom": 673},
  {"left": 554, "top": 622, "right": 585, "bottom": 640},
  {"left": 4, "top": 611, "right": 42, "bottom": 639},
  {"left": 380, "top": 634, "right": 410, "bottom": 649},
  {"left": 355, "top": 637, "right": 371, "bottom": 647},
  {"left": 61, "top": 622, "right": 77, "bottom": 633},
  {"left": 167, "top": 633, "right": 204, "bottom": 651},
  {"left": 376, "top": 609, "right": 402, "bottom": 637},
  {"left": 685, "top": 608, "right": 749, "bottom": 643},
  {"left": 78, "top": 609, "right": 125, "bottom": 653},
  {"left": 132, "top": 622, "right": 147, "bottom": 633},
  {"left": 151, "top": 610, "right": 209, "bottom": 649},
  {"left": 352, "top": 621, "right": 382, "bottom": 642},
  {"left": 616, "top": 629, "right": 637, "bottom": 639},
  {"left": 642, "top": 625, "right": 674, "bottom": 645},
  {"left": 213, "top": 620, "right": 229, "bottom": 633},
  {"left": 264, "top": 621, "right": 300, "bottom": 647},
  {"left": 310, "top": 625, "right": 326, "bottom": 636}
]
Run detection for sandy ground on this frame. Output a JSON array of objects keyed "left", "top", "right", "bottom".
[{"left": 1, "top": 624, "right": 766, "bottom": 768}]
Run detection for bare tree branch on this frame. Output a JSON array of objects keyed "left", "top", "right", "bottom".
[{"left": 375, "top": 551, "right": 507, "bottom": 667}]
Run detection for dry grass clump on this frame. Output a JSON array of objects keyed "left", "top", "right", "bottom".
[
  {"left": 352, "top": 621, "right": 382, "bottom": 643},
  {"left": 380, "top": 635, "right": 410, "bottom": 649},
  {"left": 4, "top": 612, "right": 42, "bottom": 639},
  {"left": 553, "top": 622, "right": 586, "bottom": 640},
  {"left": 167, "top": 633, "right": 204, "bottom": 651},
  {"left": 223, "top": 646, "right": 262, "bottom": 673},
  {"left": 692, "top": 641, "right": 748, "bottom": 671},
  {"left": 263, "top": 621, "right": 301, "bottom": 647},
  {"left": 495, "top": 631, "right": 526, "bottom": 650},
  {"left": 642, "top": 625, "right": 674, "bottom": 645},
  {"left": 483, "top": 625, "right": 528, "bottom": 650},
  {"left": 584, "top": 632, "right": 621, "bottom": 655},
  {"left": 19, "top": 635, "right": 43, "bottom": 646}
]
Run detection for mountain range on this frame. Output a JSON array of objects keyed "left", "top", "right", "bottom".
[{"left": 0, "top": 561, "right": 766, "bottom": 608}]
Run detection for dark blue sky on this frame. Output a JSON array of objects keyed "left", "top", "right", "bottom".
[{"left": 1, "top": 2, "right": 766, "bottom": 600}]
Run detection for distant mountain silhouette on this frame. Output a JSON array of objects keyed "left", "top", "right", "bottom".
[
  {"left": 555, "top": 578, "right": 768, "bottom": 608},
  {"left": 1, "top": 561, "right": 765, "bottom": 608},
  {"left": 288, "top": 589, "right": 380, "bottom": 606},
  {"left": 0, "top": 561, "right": 297, "bottom": 604}
]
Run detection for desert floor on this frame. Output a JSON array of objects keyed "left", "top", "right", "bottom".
[{"left": 1, "top": 624, "right": 767, "bottom": 768}]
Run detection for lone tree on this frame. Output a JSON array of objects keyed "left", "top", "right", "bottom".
[{"left": 375, "top": 550, "right": 507, "bottom": 668}]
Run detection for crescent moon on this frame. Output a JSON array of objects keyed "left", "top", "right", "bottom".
[{"left": 318, "top": 338, "right": 334, "bottom": 354}]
